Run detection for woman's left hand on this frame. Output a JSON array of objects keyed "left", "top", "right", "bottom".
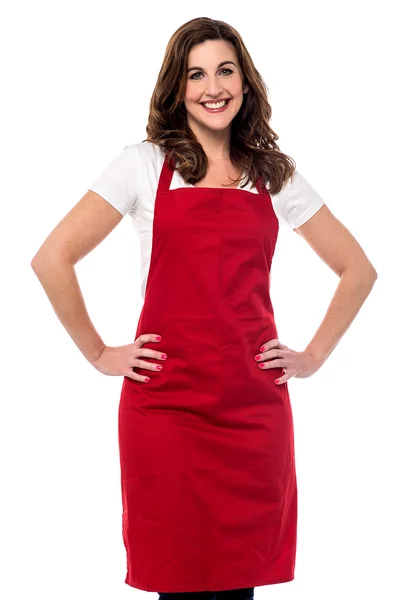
[{"left": 254, "top": 338, "right": 324, "bottom": 385}]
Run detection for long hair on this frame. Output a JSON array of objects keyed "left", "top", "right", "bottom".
[{"left": 144, "top": 17, "right": 296, "bottom": 194}]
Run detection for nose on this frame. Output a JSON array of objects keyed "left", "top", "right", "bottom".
[{"left": 204, "top": 75, "right": 224, "bottom": 97}]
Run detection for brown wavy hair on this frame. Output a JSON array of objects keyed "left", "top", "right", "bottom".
[{"left": 143, "top": 17, "right": 296, "bottom": 195}]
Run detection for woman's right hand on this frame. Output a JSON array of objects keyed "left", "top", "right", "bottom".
[{"left": 91, "top": 334, "right": 167, "bottom": 382}]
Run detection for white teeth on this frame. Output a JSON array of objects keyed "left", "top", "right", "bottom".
[{"left": 203, "top": 100, "right": 228, "bottom": 109}]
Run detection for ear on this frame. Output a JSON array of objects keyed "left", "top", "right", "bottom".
[{"left": 243, "top": 82, "right": 250, "bottom": 94}]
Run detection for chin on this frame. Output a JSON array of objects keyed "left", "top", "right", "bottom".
[{"left": 189, "top": 108, "right": 237, "bottom": 128}]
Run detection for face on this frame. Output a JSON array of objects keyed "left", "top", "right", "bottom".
[{"left": 184, "top": 39, "right": 249, "bottom": 134}]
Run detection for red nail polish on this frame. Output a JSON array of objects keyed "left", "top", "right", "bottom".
[
  {"left": 260, "top": 346, "right": 265, "bottom": 352},
  {"left": 156, "top": 336, "right": 162, "bottom": 341},
  {"left": 259, "top": 363, "right": 264, "bottom": 367},
  {"left": 145, "top": 377, "right": 150, "bottom": 382},
  {"left": 275, "top": 379, "right": 280, "bottom": 384},
  {"left": 255, "top": 355, "right": 261, "bottom": 360}
]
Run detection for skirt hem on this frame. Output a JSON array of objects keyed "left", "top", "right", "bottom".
[{"left": 124, "top": 573, "right": 295, "bottom": 592}]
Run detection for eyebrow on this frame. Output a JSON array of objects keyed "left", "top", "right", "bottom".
[{"left": 187, "top": 60, "right": 236, "bottom": 73}]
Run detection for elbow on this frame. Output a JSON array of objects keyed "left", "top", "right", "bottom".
[
  {"left": 364, "top": 259, "right": 378, "bottom": 282},
  {"left": 31, "top": 252, "right": 48, "bottom": 273},
  {"left": 370, "top": 266, "right": 378, "bottom": 281},
  {"left": 31, "top": 255, "right": 41, "bottom": 272},
  {"left": 341, "top": 259, "right": 378, "bottom": 285},
  {"left": 31, "top": 251, "right": 62, "bottom": 273},
  {"left": 356, "top": 261, "right": 378, "bottom": 287}
]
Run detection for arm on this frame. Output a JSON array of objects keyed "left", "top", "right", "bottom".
[
  {"left": 31, "top": 191, "right": 124, "bottom": 364},
  {"left": 294, "top": 204, "right": 378, "bottom": 363}
]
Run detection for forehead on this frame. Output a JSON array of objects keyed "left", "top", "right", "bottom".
[{"left": 187, "top": 39, "right": 237, "bottom": 65}]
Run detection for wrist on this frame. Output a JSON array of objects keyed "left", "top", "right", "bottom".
[
  {"left": 87, "top": 343, "right": 107, "bottom": 364},
  {"left": 304, "top": 347, "right": 327, "bottom": 365}
]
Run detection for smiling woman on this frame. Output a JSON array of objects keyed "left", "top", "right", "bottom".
[
  {"left": 32, "top": 14, "right": 377, "bottom": 600},
  {"left": 145, "top": 19, "right": 296, "bottom": 192},
  {"left": 107, "top": 20, "right": 307, "bottom": 594}
]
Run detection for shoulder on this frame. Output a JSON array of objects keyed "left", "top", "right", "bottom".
[
  {"left": 269, "top": 169, "right": 325, "bottom": 230},
  {"left": 88, "top": 141, "right": 163, "bottom": 217},
  {"left": 124, "top": 140, "right": 165, "bottom": 167}
]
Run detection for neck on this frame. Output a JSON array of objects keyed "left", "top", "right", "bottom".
[{"left": 188, "top": 117, "right": 232, "bottom": 162}]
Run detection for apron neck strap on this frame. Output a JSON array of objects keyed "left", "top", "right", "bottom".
[{"left": 158, "top": 153, "right": 266, "bottom": 196}]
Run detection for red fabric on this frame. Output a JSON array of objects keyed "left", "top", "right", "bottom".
[{"left": 118, "top": 154, "right": 297, "bottom": 592}]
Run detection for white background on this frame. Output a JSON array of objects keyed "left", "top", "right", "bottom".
[{"left": 1, "top": 1, "right": 397, "bottom": 599}]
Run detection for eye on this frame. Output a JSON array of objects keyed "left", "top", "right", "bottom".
[{"left": 189, "top": 68, "right": 233, "bottom": 80}]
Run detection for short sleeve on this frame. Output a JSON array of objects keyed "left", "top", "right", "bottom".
[
  {"left": 88, "top": 144, "right": 141, "bottom": 216},
  {"left": 274, "top": 169, "right": 325, "bottom": 230}
]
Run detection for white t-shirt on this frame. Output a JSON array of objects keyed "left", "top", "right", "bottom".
[{"left": 89, "top": 141, "right": 325, "bottom": 298}]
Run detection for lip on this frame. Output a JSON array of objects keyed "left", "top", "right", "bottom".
[{"left": 200, "top": 98, "right": 232, "bottom": 113}]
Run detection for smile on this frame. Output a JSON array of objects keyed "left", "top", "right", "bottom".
[{"left": 200, "top": 99, "right": 231, "bottom": 113}]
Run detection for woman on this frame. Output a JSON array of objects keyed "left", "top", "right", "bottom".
[{"left": 31, "top": 16, "right": 377, "bottom": 600}]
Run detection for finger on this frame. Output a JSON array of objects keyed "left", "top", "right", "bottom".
[
  {"left": 255, "top": 348, "right": 285, "bottom": 362},
  {"left": 139, "top": 348, "right": 168, "bottom": 360},
  {"left": 137, "top": 333, "right": 163, "bottom": 345},
  {"left": 275, "top": 373, "right": 290, "bottom": 385},
  {"left": 261, "top": 341, "right": 290, "bottom": 352},
  {"left": 134, "top": 358, "right": 164, "bottom": 372},
  {"left": 259, "top": 338, "right": 280, "bottom": 352},
  {"left": 124, "top": 370, "right": 151, "bottom": 383},
  {"left": 258, "top": 359, "right": 285, "bottom": 369}
]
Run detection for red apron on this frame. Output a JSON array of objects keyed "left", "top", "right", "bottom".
[{"left": 118, "top": 154, "right": 297, "bottom": 592}]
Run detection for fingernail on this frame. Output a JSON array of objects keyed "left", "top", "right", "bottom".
[
  {"left": 255, "top": 355, "right": 261, "bottom": 361},
  {"left": 260, "top": 346, "right": 265, "bottom": 352},
  {"left": 145, "top": 377, "right": 150, "bottom": 382},
  {"left": 259, "top": 363, "right": 265, "bottom": 367},
  {"left": 156, "top": 336, "right": 162, "bottom": 340},
  {"left": 275, "top": 379, "right": 280, "bottom": 384},
  {"left": 161, "top": 354, "right": 167, "bottom": 359},
  {"left": 156, "top": 365, "right": 163, "bottom": 370}
]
